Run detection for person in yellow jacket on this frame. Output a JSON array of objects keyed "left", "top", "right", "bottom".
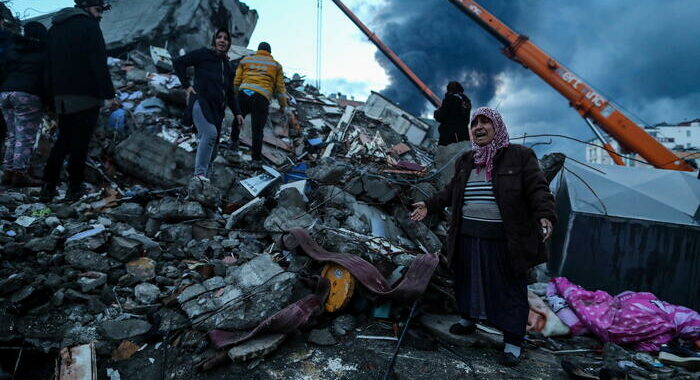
[{"left": 233, "top": 41, "right": 288, "bottom": 168}]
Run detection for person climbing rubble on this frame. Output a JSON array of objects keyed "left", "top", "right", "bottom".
[
  {"left": 233, "top": 41, "right": 288, "bottom": 169},
  {"left": 40, "top": 0, "right": 116, "bottom": 202},
  {"left": 172, "top": 27, "right": 243, "bottom": 182},
  {"left": 411, "top": 107, "right": 557, "bottom": 367}
]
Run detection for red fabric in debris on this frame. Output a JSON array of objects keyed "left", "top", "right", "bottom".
[{"left": 283, "top": 227, "right": 439, "bottom": 303}]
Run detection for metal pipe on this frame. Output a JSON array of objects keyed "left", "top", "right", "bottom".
[
  {"left": 331, "top": 0, "right": 442, "bottom": 108},
  {"left": 584, "top": 118, "right": 625, "bottom": 166}
]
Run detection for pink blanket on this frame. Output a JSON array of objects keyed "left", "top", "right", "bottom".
[{"left": 548, "top": 277, "right": 700, "bottom": 352}]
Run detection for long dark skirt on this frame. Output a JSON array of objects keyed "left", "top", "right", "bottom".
[{"left": 453, "top": 234, "right": 528, "bottom": 341}]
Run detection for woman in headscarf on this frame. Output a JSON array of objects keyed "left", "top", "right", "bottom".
[{"left": 411, "top": 107, "right": 556, "bottom": 366}]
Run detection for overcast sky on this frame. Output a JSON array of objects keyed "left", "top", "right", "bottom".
[{"left": 8, "top": 0, "right": 698, "bottom": 159}]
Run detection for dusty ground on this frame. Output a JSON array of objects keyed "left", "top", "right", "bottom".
[{"left": 94, "top": 323, "right": 572, "bottom": 380}]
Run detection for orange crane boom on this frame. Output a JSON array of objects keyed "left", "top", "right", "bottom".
[
  {"left": 448, "top": 0, "right": 694, "bottom": 171},
  {"left": 331, "top": 0, "right": 442, "bottom": 108}
]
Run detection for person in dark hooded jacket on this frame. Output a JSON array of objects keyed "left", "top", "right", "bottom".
[
  {"left": 40, "top": 0, "right": 116, "bottom": 202},
  {"left": 434, "top": 81, "right": 471, "bottom": 146},
  {"left": 0, "top": 22, "right": 48, "bottom": 187},
  {"left": 173, "top": 28, "right": 242, "bottom": 181}
]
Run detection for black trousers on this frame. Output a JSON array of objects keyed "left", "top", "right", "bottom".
[
  {"left": 234, "top": 92, "right": 269, "bottom": 161},
  {"left": 43, "top": 106, "right": 100, "bottom": 185}
]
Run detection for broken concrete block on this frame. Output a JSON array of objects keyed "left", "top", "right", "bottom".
[
  {"left": 25, "top": 236, "right": 58, "bottom": 252},
  {"left": 77, "top": 272, "right": 108, "bottom": 293},
  {"left": 342, "top": 214, "right": 370, "bottom": 234},
  {"left": 308, "top": 158, "right": 345, "bottom": 184},
  {"left": 332, "top": 315, "right": 356, "bottom": 336},
  {"left": 316, "top": 186, "right": 358, "bottom": 209},
  {"left": 126, "top": 258, "right": 157, "bottom": 281},
  {"left": 226, "top": 254, "right": 283, "bottom": 289},
  {"left": 155, "top": 308, "right": 189, "bottom": 333},
  {"left": 101, "top": 319, "right": 152, "bottom": 340},
  {"left": 146, "top": 197, "right": 206, "bottom": 221},
  {"left": 114, "top": 132, "right": 237, "bottom": 193},
  {"left": 227, "top": 334, "right": 286, "bottom": 362},
  {"left": 134, "top": 283, "right": 160, "bottom": 304},
  {"left": 263, "top": 206, "right": 314, "bottom": 233},
  {"left": 187, "top": 176, "right": 222, "bottom": 209},
  {"left": 65, "top": 225, "right": 109, "bottom": 251},
  {"left": 125, "top": 68, "right": 148, "bottom": 84},
  {"left": 0, "top": 273, "right": 27, "bottom": 296},
  {"left": 192, "top": 255, "right": 297, "bottom": 330},
  {"left": 276, "top": 187, "right": 307, "bottom": 210},
  {"left": 65, "top": 250, "right": 117, "bottom": 272},
  {"left": 176, "top": 284, "right": 208, "bottom": 304},
  {"left": 394, "top": 208, "right": 442, "bottom": 254},
  {"left": 361, "top": 176, "right": 397, "bottom": 203},
  {"left": 225, "top": 197, "right": 266, "bottom": 230},
  {"left": 308, "top": 328, "right": 337, "bottom": 346},
  {"left": 106, "top": 202, "right": 145, "bottom": 226},
  {"left": 44, "top": 216, "right": 61, "bottom": 228},
  {"left": 108, "top": 236, "right": 142, "bottom": 262},
  {"left": 158, "top": 223, "right": 193, "bottom": 246}
]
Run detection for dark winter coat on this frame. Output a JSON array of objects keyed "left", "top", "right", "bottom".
[
  {"left": 173, "top": 48, "right": 240, "bottom": 130},
  {"left": 434, "top": 92, "right": 471, "bottom": 146},
  {"left": 0, "top": 35, "right": 48, "bottom": 102},
  {"left": 424, "top": 144, "right": 557, "bottom": 275},
  {"left": 46, "top": 7, "right": 115, "bottom": 100}
]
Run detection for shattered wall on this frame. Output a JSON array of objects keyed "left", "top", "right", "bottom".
[{"left": 27, "top": 0, "right": 257, "bottom": 55}]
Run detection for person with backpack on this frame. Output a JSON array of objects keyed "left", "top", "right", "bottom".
[
  {"left": 233, "top": 42, "right": 288, "bottom": 169},
  {"left": 434, "top": 81, "right": 472, "bottom": 146},
  {"left": 0, "top": 22, "right": 48, "bottom": 186}
]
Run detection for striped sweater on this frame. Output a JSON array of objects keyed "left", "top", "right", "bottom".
[{"left": 460, "top": 169, "right": 506, "bottom": 239}]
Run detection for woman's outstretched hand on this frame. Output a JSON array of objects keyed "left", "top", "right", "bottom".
[
  {"left": 410, "top": 202, "right": 428, "bottom": 221},
  {"left": 540, "top": 218, "right": 553, "bottom": 242}
]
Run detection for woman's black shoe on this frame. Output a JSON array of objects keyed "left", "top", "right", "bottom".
[
  {"left": 499, "top": 352, "right": 521, "bottom": 367},
  {"left": 449, "top": 322, "right": 476, "bottom": 336}
]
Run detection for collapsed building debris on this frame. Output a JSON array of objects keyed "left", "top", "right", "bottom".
[
  {"left": 28, "top": 0, "right": 258, "bottom": 56},
  {"left": 2, "top": 4, "right": 699, "bottom": 379}
]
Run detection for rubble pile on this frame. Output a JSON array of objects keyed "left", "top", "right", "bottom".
[{"left": 0, "top": 38, "right": 487, "bottom": 378}]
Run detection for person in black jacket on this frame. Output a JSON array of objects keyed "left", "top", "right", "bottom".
[
  {"left": 40, "top": 0, "right": 115, "bottom": 202},
  {"left": 0, "top": 22, "right": 48, "bottom": 187},
  {"left": 434, "top": 81, "right": 471, "bottom": 146},
  {"left": 173, "top": 28, "right": 243, "bottom": 181}
]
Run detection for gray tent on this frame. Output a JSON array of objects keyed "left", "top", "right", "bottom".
[{"left": 549, "top": 160, "right": 700, "bottom": 310}]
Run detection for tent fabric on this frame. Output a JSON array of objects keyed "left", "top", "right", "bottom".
[
  {"left": 550, "top": 161, "right": 700, "bottom": 227},
  {"left": 549, "top": 160, "right": 700, "bottom": 310}
]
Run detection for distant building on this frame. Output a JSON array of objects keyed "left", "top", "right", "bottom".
[
  {"left": 586, "top": 119, "right": 700, "bottom": 168},
  {"left": 645, "top": 119, "right": 700, "bottom": 150},
  {"left": 329, "top": 93, "right": 365, "bottom": 108},
  {"left": 362, "top": 91, "right": 432, "bottom": 146}
]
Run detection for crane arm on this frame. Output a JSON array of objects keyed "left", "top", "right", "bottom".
[
  {"left": 331, "top": 0, "right": 442, "bottom": 108},
  {"left": 448, "top": 0, "right": 694, "bottom": 171}
]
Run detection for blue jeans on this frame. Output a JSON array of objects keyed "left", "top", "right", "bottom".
[{"left": 193, "top": 100, "right": 219, "bottom": 177}]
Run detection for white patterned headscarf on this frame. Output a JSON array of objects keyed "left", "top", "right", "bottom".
[{"left": 470, "top": 107, "right": 510, "bottom": 181}]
